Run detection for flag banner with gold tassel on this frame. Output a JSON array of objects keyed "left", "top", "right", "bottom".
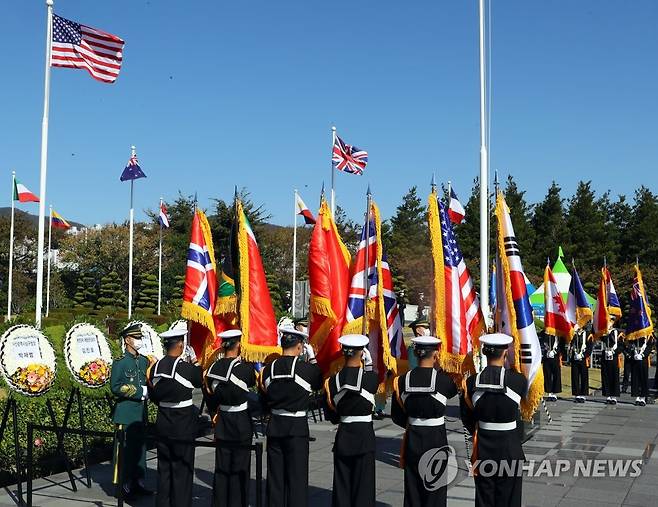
[
  {"left": 543, "top": 263, "right": 574, "bottom": 341},
  {"left": 593, "top": 268, "right": 612, "bottom": 339},
  {"left": 427, "top": 190, "right": 484, "bottom": 375},
  {"left": 215, "top": 219, "right": 238, "bottom": 328},
  {"left": 625, "top": 264, "right": 653, "bottom": 341},
  {"left": 494, "top": 192, "right": 543, "bottom": 420},
  {"left": 308, "top": 198, "right": 351, "bottom": 374},
  {"left": 234, "top": 199, "right": 280, "bottom": 361},
  {"left": 181, "top": 209, "right": 220, "bottom": 366}
]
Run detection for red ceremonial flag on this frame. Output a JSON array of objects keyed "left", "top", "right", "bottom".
[
  {"left": 543, "top": 263, "right": 574, "bottom": 341},
  {"left": 593, "top": 269, "right": 611, "bottom": 339},
  {"left": 235, "top": 200, "right": 280, "bottom": 360},
  {"left": 308, "top": 198, "right": 351, "bottom": 374}
]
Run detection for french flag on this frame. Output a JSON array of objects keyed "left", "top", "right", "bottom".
[
  {"left": 295, "top": 193, "right": 316, "bottom": 225},
  {"left": 159, "top": 202, "right": 170, "bottom": 228},
  {"left": 604, "top": 267, "right": 622, "bottom": 317},
  {"left": 448, "top": 187, "right": 465, "bottom": 224}
]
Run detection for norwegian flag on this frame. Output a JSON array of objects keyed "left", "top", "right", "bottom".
[
  {"left": 448, "top": 187, "right": 466, "bottom": 224},
  {"left": 332, "top": 134, "right": 368, "bottom": 175},
  {"left": 159, "top": 202, "right": 170, "bottom": 229}
]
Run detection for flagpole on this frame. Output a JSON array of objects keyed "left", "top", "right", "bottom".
[
  {"left": 35, "top": 0, "right": 54, "bottom": 328},
  {"left": 478, "top": 0, "right": 490, "bottom": 321},
  {"left": 158, "top": 196, "right": 163, "bottom": 315},
  {"left": 361, "top": 185, "right": 372, "bottom": 335},
  {"left": 46, "top": 205, "right": 53, "bottom": 317},
  {"left": 128, "top": 145, "right": 135, "bottom": 319},
  {"left": 331, "top": 126, "right": 336, "bottom": 216},
  {"left": 447, "top": 180, "right": 452, "bottom": 205},
  {"left": 292, "top": 189, "right": 298, "bottom": 318},
  {"left": 7, "top": 171, "right": 16, "bottom": 321}
]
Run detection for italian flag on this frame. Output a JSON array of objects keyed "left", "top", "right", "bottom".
[{"left": 14, "top": 179, "right": 39, "bottom": 203}]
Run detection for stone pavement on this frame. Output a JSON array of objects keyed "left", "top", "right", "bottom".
[{"left": 2, "top": 393, "right": 658, "bottom": 507}]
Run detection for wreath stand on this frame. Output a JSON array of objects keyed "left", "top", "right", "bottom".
[
  {"left": 44, "top": 387, "right": 92, "bottom": 490},
  {"left": 0, "top": 396, "right": 24, "bottom": 506}
]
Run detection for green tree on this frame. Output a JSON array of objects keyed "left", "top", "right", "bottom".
[
  {"left": 454, "top": 178, "right": 480, "bottom": 275},
  {"left": 531, "top": 182, "right": 567, "bottom": 268},
  {"left": 503, "top": 175, "right": 536, "bottom": 278},
  {"left": 97, "top": 271, "right": 123, "bottom": 310},
  {"left": 334, "top": 205, "right": 360, "bottom": 251},
  {"left": 626, "top": 186, "right": 658, "bottom": 266},
  {"left": 135, "top": 273, "right": 159, "bottom": 313}
]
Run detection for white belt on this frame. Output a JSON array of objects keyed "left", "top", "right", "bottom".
[
  {"left": 271, "top": 409, "right": 307, "bottom": 417},
  {"left": 159, "top": 399, "right": 193, "bottom": 409},
  {"left": 340, "top": 415, "right": 372, "bottom": 423},
  {"left": 409, "top": 416, "right": 445, "bottom": 427},
  {"left": 479, "top": 421, "right": 516, "bottom": 431},
  {"left": 219, "top": 402, "right": 248, "bottom": 412}
]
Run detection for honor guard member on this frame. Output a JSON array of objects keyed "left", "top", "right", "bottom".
[
  {"left": 407, "top": 318, "right": 431, "bottom": 369},
  {"left": 110, "top": 324, "right": 154, "bottom": 499},
  {"left": 539, "top": 330, "right": 562, "bottom": 401},
  {"left": 630, "top": 334, "right": 654, "bottom": 406},
  {"left": 259, "top": 325, "right": 323, "bottom": 507},
  {"left": 460, "top": 333, "right": 527, "bottom": 507},
  {"left": 600, "top": 318, "right": 623, "bottom": 404},
  {"left": 293, "top": 316, "right": 308, "bottom": 334},
  {"left": 325, "top": 334, "right": 379, "bottom": 507},
  {"left": 569, "top": 324, "right": 593, "bottom": 403},
  {"left": 148, "top": 328, "right": 203, "bottom": 507},
  {"left": 205, "top": 330, "right": 256, "bottom": 507},
  {"left": 391, "top": 335, "right": 458, "bottom": 507}
]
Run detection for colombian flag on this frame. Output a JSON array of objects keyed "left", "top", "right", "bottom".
[{"left": 51, "top": 210, "right": 71, "bottom": 230}]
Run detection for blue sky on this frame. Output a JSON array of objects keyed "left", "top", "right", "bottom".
[{"left": 2, "top": 1, "right": 657, "bottom": 227}]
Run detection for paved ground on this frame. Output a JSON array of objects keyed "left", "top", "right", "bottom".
[{"left": 2, "top": 370, "right": 658, "bottom": 506}]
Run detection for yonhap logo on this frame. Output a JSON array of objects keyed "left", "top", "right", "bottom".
[{"left": 418, "top": 445, "right": 458, "bottom": 491}]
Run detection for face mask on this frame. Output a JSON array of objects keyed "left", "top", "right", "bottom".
[
  {"left": 422, "top": 328, "right": 431, "bottom": 336},
  {"left": 131, "top": 338, "right": 143, "bottom": 351}
]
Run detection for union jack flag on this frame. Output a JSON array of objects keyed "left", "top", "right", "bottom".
[
  {"left": 345, "top": 214, "right": 377, "bottom": 325},
  {"left": 381, "top": 252, "right": 406, "bottom": 360},
  {"left": 332, "top": 134, "right": 368, "bottom": 175}
]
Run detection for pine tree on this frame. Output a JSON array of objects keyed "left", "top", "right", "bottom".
[
  {"left": 626, "top": 186, "right": 658, "bottom": 266},
  {"left": 97, "top": 271, "right": 123, "bottom": 309},
  {"left": 135, "top": 273, "right": 159, "bottom": 313},
  {"left": 73, "top": 277, "right": 86, "bottom": 309},
  {"left": 80, "top": 273, "right": 97, "bottom": 309},
  {"left": 531, "top": 182, "right": 567, "bottom": 269},
  {"left": 608, "top": 195, "right": 633, "bottom": 263},
  {"left": 454, "top": 178, "right": 480, "bottom": 276},
  {"left": 502, "top": 175, "right": 536, "bottom": 277},
  {"left": 266, "top": 273, "right": 284, "bottom": 317}
]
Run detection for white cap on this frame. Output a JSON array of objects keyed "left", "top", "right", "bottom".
[
  {"left": 278, "top": 326, "right": 309, "bottom": 340},
  {"left": 479, "top": 333, "right": 513, "bottom": 347},
  {"left": 160, "top": 328, "right": 187, "bottom": 342},
  {"left": 411, "top": 336, "right": 441, "bottom": 347},
  {"left": 219, "top": 329, "right": 242, "bottom": 340},
  {"left": 338, "top": 334, "right": 369, "bottom": 348}
]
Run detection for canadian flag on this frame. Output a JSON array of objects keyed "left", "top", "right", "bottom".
[
  {"left": 543, "top": 264, "right": 573, "bottom": 340},
  {"left": 448, "top": 187, "right": 465, "bottom": 224}
]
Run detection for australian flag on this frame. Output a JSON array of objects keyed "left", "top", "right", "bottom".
[{"left": 120, "top": 154, "right": 146, "bottom": 181}]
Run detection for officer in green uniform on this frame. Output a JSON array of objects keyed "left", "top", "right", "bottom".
[
  {"left": 110, "top": 323, "right": 155, "bottom": 499},
  {"left": 407, "top": 318, "right": 430, "bottom": 370}
]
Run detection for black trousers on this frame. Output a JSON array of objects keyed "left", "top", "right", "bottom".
[
  {"left": 542, "top": 357, "right": 561, "bottom": 393},
  {"left": 267, "top": 436, "right": 309, "bottom": 507},
  {"left": 332, "top": 452, "right": 375, "bottom": 507},
  {"left": 404, "top": 460, "right": 446, "bottom": 507},
  {"left": 601, "top": 358, "right": 620, "bottom": 397},
  {"left": 631, "top": 359, "right": 649, "bottom": 397},
  {"left": 570, "top": 360, "right": 589, "bottom": 396},
  {"left": 622, "top": 358, "right": 632, "bottom": 391},
  {"left": 214, "top": 440, "right": 251, "bottom": 507},
  {"left": 156, "top": 440, "right": 196, "bottom": 507},
  {"left": 112, "top": 422, "right": 146, "bottom": 489},
  {"left": 475, "top": 473, "right": 522, "bottom": 507}
]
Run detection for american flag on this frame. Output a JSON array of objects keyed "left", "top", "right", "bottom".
[
  {"left": 438, "top": 200, "right": 483, "bottom": 356},
  {"left": 332, "top": 135, "right": 368, "bottom": 175},
  {"left": 51, "top": 14, "right": 124, "bottom": 84}
]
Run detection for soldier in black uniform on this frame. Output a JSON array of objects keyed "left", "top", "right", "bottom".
[
  {"left": 569, "top": 324, "right": 593, "bottom": 402},
  {"left": 205, "top": 329, "right": 256, "bottom": 507},
  {"left": 325, "top": 334, "right": 379, "bottom": 507},
  {"left": 539, "top": 330, "right": 562, "bottom": 401},
  {"left": 630, "top": 335, "right": 654, "bottom": 406},
  {"left": 259, "top": 325, "right": 323, "bottom": 507},
  {"left": 391, "top": 335, "right": 458, "bottom": 507},
  {"left": 600, "top": 319, "right": 623, "bottom": 404},
  {"left": 460, "top": 333, "right": 527, "bottom": 507},
  {"left": 148, "top": 328, "right": 203, "bottom": 507}
]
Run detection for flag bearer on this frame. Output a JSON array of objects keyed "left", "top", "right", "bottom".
[
  {"left": 600, "top": 319, "right": 623, "bottom": 404},
  {"left": 110, "top": 323, "right": 154, "bottom": 499},
  {"left": 259, "top": 325, "right": 323, "bottom": 507},
  {"left": 148, "top": 328, "right": 203, "bottom": 507},
  {"left": 539, "top": 330, "right": 562, "bottom": 401},
  {"left": 569, "top": 324, "right": 593, "bottom": 402},
  {"left": 391, "top": 335, "right": 458, "bottom": 507},
  {"left": 205, "top": 330, "right": 256, "bottom": 507},
  {"left": 407, "top": 318, "right": 431, "bottom": 369},
  {"left": 325, "top": 334, "right": 379, "bottom": 507},
  {"left": 460, "top": 333, "right": 527, "bottom": 507},
  {"left": 630, "top": 335, "right": 654, "bottom": 406}
]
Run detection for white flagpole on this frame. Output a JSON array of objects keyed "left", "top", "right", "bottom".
[
  {"left": 46, "top": 205, "right": 53, "bottom": 317},
  {"left": 7, "top": 171, "right": 16, "bottom": 321},
  {"left": 292, "top": 189, "right": 298, "bottom": 317},
  {"left": 128, "top": 145, "right": 135, "bottom": 319},
  {"left": 448, "top": 180, "right": 452, "bottom": 204},
  {"left": 35, "top": 0, "right": 54, "bottom": 328},
  {"left": 478, "top": 0, "right": 490, "bottom": 320},
  {"left": 331, "top": 126, "right": 336, "bottom": 216},
  {"left": 157, "top": 197, "right": 163, "bottom": 315}
]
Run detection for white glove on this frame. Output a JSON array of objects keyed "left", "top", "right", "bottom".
[
  {"left": 362, "top": 348, "right": 373, "bottom": 372},
  {"left": 303, "top": 343, "right": 317, "bottom": 363},
  {"left": 574, "top": 353, "right": 583, "bottom": 361},
  {"left": 634, "top": 353, "right": 643, "bottom": 361},
  {"left": 141, "top": 385, "right": 149, "bottom": 401},
  {"left": 547, "top": 351, "right": 555, "bottom": 359}
]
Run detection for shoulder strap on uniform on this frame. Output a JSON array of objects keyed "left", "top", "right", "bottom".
[{"left": 324, "top": 377, "right": 336, "bottom": 412}]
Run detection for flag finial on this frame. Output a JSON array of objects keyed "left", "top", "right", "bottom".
[
  {"left": 431, "top": 173, "right": 436, "bottom": 192},
  {"left": 367, "top": 184, "right": 371, "bottom": 196},
  {"left": 558, "top": 246, "right": 564, "bottom": 258}
]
